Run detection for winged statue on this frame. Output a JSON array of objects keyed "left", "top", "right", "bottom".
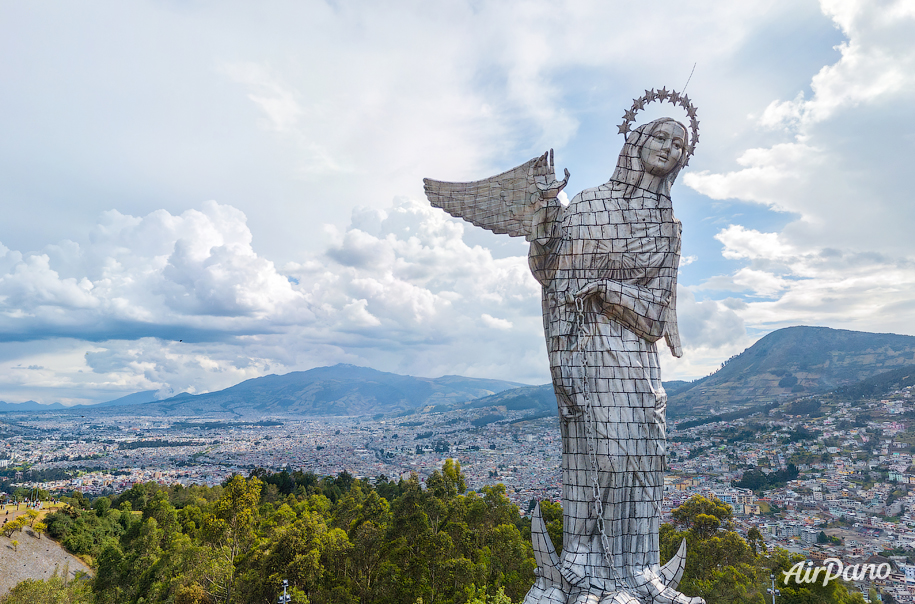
[{"left": 424, "top": 110, "right": 702, "bottom": 604}]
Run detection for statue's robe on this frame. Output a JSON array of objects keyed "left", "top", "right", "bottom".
[{"left": 529, "top": 180, "right": 681, "bottom": 585}]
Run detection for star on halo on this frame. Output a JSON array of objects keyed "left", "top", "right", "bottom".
[{"left": 619, "top": 86, "right": 700, "bottom": 165}]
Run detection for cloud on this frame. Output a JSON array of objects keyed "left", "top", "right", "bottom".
[
  {"left": 682, "top": 0, "right": 915, "bottom": 348},
  {"left": 222, "top": 62, "right": 304, "bottom": 133},
  {"left": 714, "top": 225, "right": 794, "bottom": 261},
  {"left": 481, "top": 314, "right": 513, "bottom": 330},
  {"left": 760, "top": 0, "right": 915, "bottom": 128},
  {"left": 286, "top": 197, "right": 546, "bottom": 376},
  {"left": 685, "top": 0, "right": 915, "bottom": 248},
  {"left": 0, "top": 201, "right": 307, "bottom": 342},
  {"left": 1, "top": 0, "right": 913, "bottom": 403},
  {"left": 0, "top": 196, "right": 550, "bottom": 402},
  {"left": 697, "top": 221, "right": 915, "bottom": 338}
]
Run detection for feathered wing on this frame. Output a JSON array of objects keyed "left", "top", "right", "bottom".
[{"left": 423, "top": 152, "right": 555, "bottom": 240}]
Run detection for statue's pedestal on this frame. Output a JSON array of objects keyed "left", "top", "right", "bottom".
[{"left": 524, "top": 504, "right": 704, "bottom": 604}]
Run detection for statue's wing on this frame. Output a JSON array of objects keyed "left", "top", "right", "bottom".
[{"left": 424, "top": 152, "right": 554, "bottom": 240}]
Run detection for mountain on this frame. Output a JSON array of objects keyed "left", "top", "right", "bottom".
[
  {"left": 107, "top": 364, "right": 527, "bottom": 418},
  {"left": 463, "top": 383, "right": 557, "bottom": 411},
  {"left": 95, "top": 390, "right": 160, "bottom": 407},
  {"left": 668, "top": 326, "right": 915, "bottom": 415},
  {"left": 8, "top": 326, "right": 911, "bottom": 418},
  {"left": 829, "top": 364, "right": 915, "bottom": 401},
  {"left": 0, "top": 390, "right": 159, "bottom": 413},
  {"left": 0, "top": 400, "right": 68, "bottom": 412}
]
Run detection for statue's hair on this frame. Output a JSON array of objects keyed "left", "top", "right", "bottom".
[{"left": 610, "top": 118, "right": 689, "bottom": 198}]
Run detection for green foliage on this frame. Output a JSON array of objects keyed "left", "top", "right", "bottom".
[
  {"left": 0, "top": 572, "right": 92, "bottom": 604},
  {"left": 671, "top": 495, "right": 733, "bottom": 531},
  {"left": 16, "top": 470, "right": 873, "bottom": 604},
  {"left": 662, "top": 498, "right": 867, "bottom": 604},
  {"left": 44, "top": 502, "right": 125, "bottom": 557},
  {"left": 35, "top": 460, "right": 536, "bottom": 604},
  {"left": 734, "top": 464, "right": 799, "bottom": 491}
]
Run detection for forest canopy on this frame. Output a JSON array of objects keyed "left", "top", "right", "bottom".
[{"left": 2, "top": 463, "right": 866, "bottom": 604}]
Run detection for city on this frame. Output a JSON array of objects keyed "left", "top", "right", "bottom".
[{"left": 5, "top": 381, "right": 915, "bottom": 599}]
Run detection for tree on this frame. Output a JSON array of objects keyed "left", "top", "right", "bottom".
[
  {"left": 26, "top": 509, "right": 39, "bottom": 527},
  {"left": 693, "top": 513, "right": 721, "bottom": 539},
  {"left": 671, "top": 495, "right": 733, "bottom": 530},
  {"left": 93, "top": 496, "right": 111, "bottom": 517},
  {"left": 202, "top": 475, "right": 262, "bottom": 603},
  {"left": 466, "top": 586, "right": 515, "bottom": 604},
  {"left": 1, "top": 572, "right": 93, "bottom": 604},
  {"left": 2, "top": 516, "right": 25, "bottom": 538},
  {"left": 11, "top": 539, "right": 18, "bottom": 552},
  {"left": 747, "top": 527, "right": 766, "bottom": 555},
  {"left": 33, "top": 521, "right": 46, "bottom": 539},
  {"left": 174, "top": 583, "right": 210, "bottom": 604}
]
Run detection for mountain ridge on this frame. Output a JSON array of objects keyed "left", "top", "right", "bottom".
[
  {"left": 5, "top": 326, "right": 915, "bottom": 418},
  {"left": 101, "top": 363, "right": 527, "bottom": 418},
  {"left": 668, "top": 326, "right": 915, "bottom": 414}
]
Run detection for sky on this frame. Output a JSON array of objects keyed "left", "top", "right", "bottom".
[{"left": 1, "top": 0, "right": 914, "bottom": 404}]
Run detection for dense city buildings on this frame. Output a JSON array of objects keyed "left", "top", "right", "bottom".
[{"left": 5, "top": 383, "right": 915, "bottom": 598}]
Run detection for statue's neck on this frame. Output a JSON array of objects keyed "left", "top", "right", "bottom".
[
  {"left": 635, "top": 171, "right": 667, "bottom": 194},
  {"left": 607, "top": 167, "right": 671, "bottom": 198}
]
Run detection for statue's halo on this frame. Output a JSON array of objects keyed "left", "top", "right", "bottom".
[{"left": 617, "top": 87, "right": 700, "bottom": 167}]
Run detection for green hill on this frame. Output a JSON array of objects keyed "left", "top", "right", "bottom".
[{"left": 669, "top": 326, "right": 915, "bottom": 415}]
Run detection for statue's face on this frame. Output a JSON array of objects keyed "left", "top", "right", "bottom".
[{"left": 640, "top": 122, "right": 686, "bottom": 176}]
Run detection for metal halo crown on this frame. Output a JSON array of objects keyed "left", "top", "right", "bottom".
[{"left": 618, "top": 87, "right": 699, "bottom": 167}]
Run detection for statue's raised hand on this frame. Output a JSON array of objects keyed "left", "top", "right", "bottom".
[{"left": 532, "top": 149, "right": 570, "bottom": 200}]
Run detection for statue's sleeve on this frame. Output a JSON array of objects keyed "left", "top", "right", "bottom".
[
  {"left": 423, "top": 151, "right": 558, "bottom": 241},
  {"left": 664, "top": 279, "right": 683, "bottom": 358},
  {"left": 593, "top": 281, "right": 673, "bottom": 343},
  {"left": 594, "top": 221, "right": 683, "bottom": 355},
  {"left": 527, "top": 198, "right": 564, "bottom": 286}
]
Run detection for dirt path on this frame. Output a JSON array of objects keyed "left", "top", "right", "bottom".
[{"left": 0, "top": 507, "right": 92, "bottom": 596}]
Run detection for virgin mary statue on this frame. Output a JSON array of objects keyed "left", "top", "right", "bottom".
[{"left": 424, "top": 113, "right": 704, "bottom": 604}]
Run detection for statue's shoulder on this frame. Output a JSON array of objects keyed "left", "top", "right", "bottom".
[
  {"left": 565, "top": 184, "right": 621, "bottom": 218},
  {"left": 569, "top": 184, "right": 618, "bottom": 205}
]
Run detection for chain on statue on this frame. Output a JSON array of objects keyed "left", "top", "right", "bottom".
[{"left": 574, "top": 296, "right": 630, "bottom": 591}]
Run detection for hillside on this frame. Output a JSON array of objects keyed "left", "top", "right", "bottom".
[
  {"left": 464, "top": 383, "right": 557, "bottom": 411},
  {"left": 104, "top": 364, "right": 526, "bottom": 418},
  {"left": 0, "top": 506, "right": 92, "bottom": 596},
  {"left": 669, "top": 326, "right": 915, "bottom": 415}
]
